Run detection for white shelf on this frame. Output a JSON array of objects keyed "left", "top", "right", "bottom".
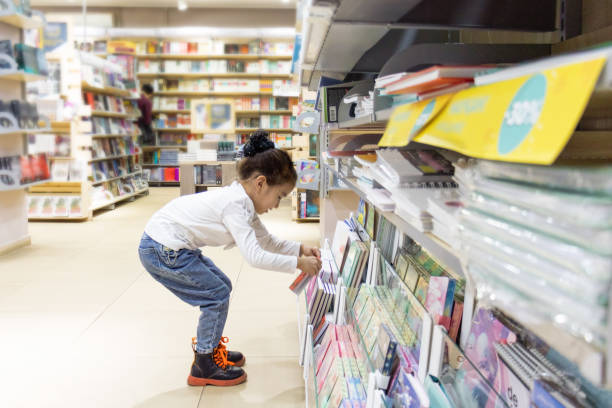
[
  {"left": 89, "top": 153, "right": 139, "bottom": 163},
  {"left": 0, "top": 70, "right": 46, "bottom": 82},
  {"left": 323, "top": 163, "right": 463, "bottom": 275},
  {"left": 0, "top": 178, "right": 52, "bottom": 192},
  {"left": 91, "top": 170, "right": 143, "bottom": 185},
  {"left": 91, "top": 187, "right": 148, "bottom": 211}
]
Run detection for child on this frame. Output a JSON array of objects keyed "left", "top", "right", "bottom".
[{"left": 138, "top": 131, "right": 322, "bottom": 387}]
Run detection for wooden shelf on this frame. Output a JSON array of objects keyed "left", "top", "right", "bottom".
[
  {"left": 236, "top": 128, "right": 297, "bottom": 133},
  {"left": 142, "top": 163, "right": 179, "bottom": 167},
  {"left": 89, "top": 153, "right": 139, "bottom": 163},
  {"left": 0, "top": 127, "right": 53, "bottom": 137},
  {"left": 91, "top": 133, "right": 138, "bottom": 139},
  {"left": 0, "top": 70, "right": 46, "bottom": 82},
  {"left": 139, "top": 72, "right": 292, "bottom": 79},
  {"left": 153, "top": 109, "right": 293, "bottom": 115},
  {"left": 0, "top": 12, "right": 44, "bottom": 29},
  {"left": 137, "top": 53, "right": 293, "bottom": 61},
  {"left": 82, "top": 82, "right": 131, "bottom": 97},
  {"left": 154, "top": 91, "right": 266, "bottom": 97},
  {"left": 0, "top": 178, "right": 52, "bottom": 192},
  {"left": 141, "top": 145, "right": 188, "bottom": 150},
  {"left": 91, "top": 111, "right": 132, "bottom": 119},
  {"left": 153, "top": 109, "right": 190, "bottom": 114},
  {"left": 153, "top": 127, "right": 191, "bottom": 132},
  {"left": 29, "top": 215, "right": 90, "bottom": 221},
  {"left": 92, "top": 170, "right": 143, "bottom": 185},
  {"left": 28, "top": 181, "right": 83, "bottom": 194},
  {"left": 294, "top": 217, "right": 320, "bottom": 223}
]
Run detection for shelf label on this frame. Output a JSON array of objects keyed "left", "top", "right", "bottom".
[
  {"left": 414, "top": 57, "right": 606, "bottom": 164},
  {"left": 378, "top": 94, "right": 453, "bottom": 147}
]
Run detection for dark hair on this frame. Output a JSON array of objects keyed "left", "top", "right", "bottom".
[
  {"left": 239, "top": 130, "right": 297, "bottom": 186},
  {"left": 141, "top": 84, "right": 154, "bottom": 95}
]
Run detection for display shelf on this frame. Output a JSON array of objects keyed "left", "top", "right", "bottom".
[
  {"left": 152, "top": 127, "right": 191, "bottom": 132},
  {"left": 82, "top": 82, "right": 130, "bottom": 97},
  {"left": 91, "top": 110, "right": 132, "bottom": 119},
  {"left": 0, "top": 70, "right": 47, "bottom": 82},
  {"left": 88, "top": 153, "right": 139, "bottom": 163},
  {"left": 91, "top": 133, "right": 137, "bottom": 139},
  {"left": 137, "top": 53, "right": 292, "bottom": 61},
  {"left": 91, "top": 170, "right": 143, "bottom": 185},
  {"left": 153, "top": 91, "right": 264, "bottom": 97},
  {"left": 0, "top": 126, "right": 53, "bottom": 137},
  {"left": 0, "top": 179, "right": 52, "bottom": 193},
  {"left": 142, "top": 163, "right": 178, "bottom": 167},
  {"left": 236, "top": 127, "right": 298, "bottom": 133},
  {"left": 138, "top": 72, "right": 292, "bottom": 79},
  {"left": 29, "top": 181, "right": 82, "bottom": 193},
  {"left": 91, "top": 187, "right": 149, "bottom": 211},
  {"left": 0, "top": 12, "right": 44, "bottom": 29},
  {"left": 324, "top": 163, "right": 463, "bottom": 275},
  {"left": 141, "top": 145, "right": 188, "bottom": 150},
  {"left": 28, "top": 214, "right": 89, "bottom": 221}
]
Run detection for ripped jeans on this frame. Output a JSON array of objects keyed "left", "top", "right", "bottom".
[{"left": 138, "top": 233, "right": 232, "bottom": 354}]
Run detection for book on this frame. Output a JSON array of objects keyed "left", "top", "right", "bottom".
[
  {"left": 384, "top": 65, "right": 488, "bottom": 95},
  {"left": 289, "top": 271, "right": 312, "bottom": 295},
  {"left": 414, "top": 276, "right": 429, "bottom": 305},
  {"left": 448, "top": 301, "right": 463, "bottom": 342}
]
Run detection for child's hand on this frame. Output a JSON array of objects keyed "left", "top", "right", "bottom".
[
  {"left": 300, "top": 244, "right": 321, "bottom": 259},
  {"left": 297, "top": 256, "right": 322, "bottom": 277}
]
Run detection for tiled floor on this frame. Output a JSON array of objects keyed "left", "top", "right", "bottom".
[{"left": 0, "top": 187, "right": 319, "bottom": 407}]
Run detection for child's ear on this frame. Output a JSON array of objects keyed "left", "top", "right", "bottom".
[{"left": 255, "top": 175, "right": 267, "bottom": 191}]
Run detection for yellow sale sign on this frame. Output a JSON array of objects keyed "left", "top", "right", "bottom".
[
  {"left": 378, "top": 93, "right": 453, "bottom": 147},
  {"left": 413, "top": 58, "right": 606, "bottom": 164}
]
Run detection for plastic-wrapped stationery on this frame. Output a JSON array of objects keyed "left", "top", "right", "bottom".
[{"left": 475, "top": 160, "right": 612, "bottom": 195}]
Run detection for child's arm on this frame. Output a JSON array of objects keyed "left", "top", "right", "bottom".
[
  {"left": 252, "top": 216, "right": 321, "bottom": 259},
  {"left": 223, "top": 202, "right": 321, "bottom": 274}
]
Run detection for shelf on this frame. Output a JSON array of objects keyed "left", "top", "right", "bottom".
[
  {"left": 0, "top": 70, "right": 46, "bottom": 82},
  {"left": 91, "top": 187, "right": 149, "bottom": 211},
  {"left": 0, "top": 127, "right": 53, "bottom": 137},
  {"left": 195, "top": 183, "right": 223, "bottom": 187},
  {"left": 92, "top": 170, "right": 143, "bottom": 185},
  {"left": 89, "top": 153, "right": 139, "bottom": 163},
  {"left": 142, "top": 163, "right": 179, "bottom": 167},
  {"left": 236, "top": 128, "right": 298, "bottom": 133},
  {"left": 29, "top": 215, "right": 89, "bottom": 221},
  {"left": 141, "top": 145, "right": 188, "bottom": 150},
  {"left": 90, "top": 111, "right": 132, "bottom": 119},
  {"left": 294, "top": 217, "right": 320, "bottom": 223},
  {"left": 0, "top": 178, "right": 52, "bottom": 192},
  {"left": 324, "top": 163, "right": 463, "bottom": 275},
  {"left": 137, "top": 53, "right": 292, "bottom": 61},
  {"left": 29, "top": 181, "right": 82, "bottom": 194},
  {"left": 153, "top": 127, "right": 191, "bottom": 132},
  {"left": 82, "top": 82, "right": 131, "bottom": 97},
  {"left": 180, "top": 160, "right": 236, "bottom": 166},
  {"left": 91, "top": 133, "right": 137, "bottom": 139},
  {"left": 154, "top": 91, "right": 265, "bottom": 97},
  {"left": 0, "top": 12, "right": 44, "bottom": 29},
  {"left": 138, "top": 72, "right": 292, "bottom": 79},
  {"left": 373, "top": 107, "right": 394, "bottom": 122},
  {"left": 153, "top": 109, "right": 293, "bottom": 116},
  {"left": 153, "top": 109, "right": 190, "bottom": 114},
  {"left": 147, "top": 181, "right": 180, "bottom": 186}
]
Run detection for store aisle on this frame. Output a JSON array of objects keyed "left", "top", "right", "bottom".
[{"left": 0, "top": 188, "right": 319, "bottom": 408}]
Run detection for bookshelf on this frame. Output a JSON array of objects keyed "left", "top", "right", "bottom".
[
  {"left": 80, "top": 54, "right": 148, "bottom": 213},
  {"left": 0, "top": 8, "right": 50, "bottom": 253},
  {"left": 295, "top": 0, "right": 612, "bottom": 402}
]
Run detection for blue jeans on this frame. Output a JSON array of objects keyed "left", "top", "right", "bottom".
[{"left": 138, "top": 233, "right": 232, "bottom": 354}]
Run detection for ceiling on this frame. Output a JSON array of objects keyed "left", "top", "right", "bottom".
[{"left": 31, "top": 0, "right": 296, "bottom": 8}]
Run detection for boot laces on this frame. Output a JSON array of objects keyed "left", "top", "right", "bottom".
[
  {"left": 192, "top": 336, "right": 235, "bottom": 369},
  {"left": 213, "top": 336, "right": 235, "bottom": 369}
]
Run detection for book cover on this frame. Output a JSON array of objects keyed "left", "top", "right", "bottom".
[
  {"left": 289, "top": 271, "right": 312, "bottom": 295},
  {"left": 425, "top": 276, "right": 450, "bottom": 323},
  {"left": 448, "top": 301, "right": 463, "bottom": 342},
  {"left": 440, "top": 279, "right": 457, "bottom": 330},
  {"left": 414, "top": 276, "right": 429, "bottom": 305}
]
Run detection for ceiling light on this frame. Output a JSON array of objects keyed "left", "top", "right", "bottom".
[{"left": 178, "top": 1, "right": 188, "bottom": 11}]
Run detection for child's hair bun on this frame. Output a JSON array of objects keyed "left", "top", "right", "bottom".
[{"left": 243, "top": 130, "right": 275, "bottom": 157}]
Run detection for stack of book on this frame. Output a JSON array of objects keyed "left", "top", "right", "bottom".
[
  {"left": 154, "top": 97, "right": 190, "bottom": 110},
  {"left": 375, "top": 65, "right": 491, "bottom": 106},
  {"left": 155, "top": 113, "right": 191, "bottom": 129}
]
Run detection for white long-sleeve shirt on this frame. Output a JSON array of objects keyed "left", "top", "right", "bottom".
[{"left": 144, "top": 181, "right": 300, "bottom": 273}]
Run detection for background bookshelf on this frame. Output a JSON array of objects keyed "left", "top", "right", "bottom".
[{"left": 0, "top": 6, "right": 50, "bottom": 252}]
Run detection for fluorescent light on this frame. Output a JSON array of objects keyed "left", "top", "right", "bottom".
[{"left": 177, "top": 1, "right": 188, "bottom": 11}]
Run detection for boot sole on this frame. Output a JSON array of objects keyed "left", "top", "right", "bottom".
[{"left": 187, "top": 372, "right": 247, "bottom": 387}]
